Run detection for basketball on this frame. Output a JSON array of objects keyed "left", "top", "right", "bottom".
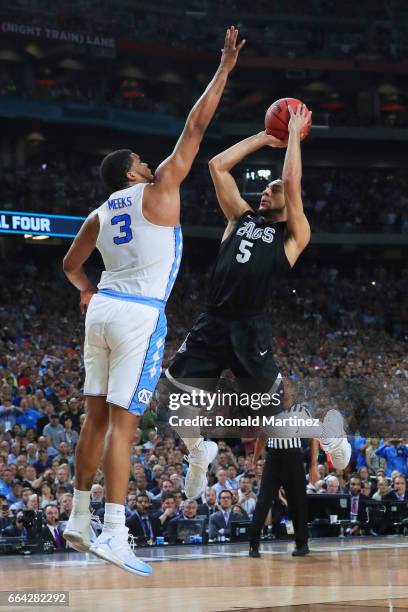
[{"left": 265, "top": 97, "right": 312, "bottom": 141}]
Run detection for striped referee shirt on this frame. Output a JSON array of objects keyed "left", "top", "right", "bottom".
[
  {"left": 267, "top": 437, "right": 302, "bottom": 450},
  {"left": 267, "top": 403, "right": 309, "bottom": 450}
]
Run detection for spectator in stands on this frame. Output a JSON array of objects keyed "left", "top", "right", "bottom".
[
  {"left": 198, "top": 487, "right": 219, "bottom": 518},
  {"left": 2, "top": 510, "right": 28, "bottom": 538},
  {"left": 39, "top": 483, "right": 55, "bottom": 509},
  {"left": 167, "top": 499, "right": 199, "bottom": 543},
  {"left": 0, "top": 466, "right": 13, "bottom": 496},
  {"left": 33, "top": 448, "right": 52, "bottom": 475},
  {"left": 6, "top": 480, "right": 23, "bottom": 505},
  {"left": 226, "top": 465, "right": 240, "bottom": 490},
  {"left": 208, "top": 490, "right": 243, "bottom": 541},
  {"left": 26, "top": 443, "right": 38, "bottom": 465},
  {"left": 59, "top": 493, "right": 73, "bottom": 520},
  {"left": 54, "top": 442, "right": 75, "bottom": 472},
  {"left": 149, "top": 477, "right": 173, "bottom": 508},
  {"left": 372, "top": 478, "right": 390, "bottom": 501},
  {"left": 149, "top": 465, "right": 165, "bottom": 493},
  {"left": 40, "top": 505, "right": 66, "bottom": 550},
  {"left": 0, "top": 494, "right": 12, "bottom": 531},
  {"left": 56, "top": 417, "right": 79, "bottom": 451},
  {"left": 42, "top": 414, "right": 64, "bottom": 449},
  {"left": 212, "top": 469, "right": 231, "bottom": 498},
  {"left": 151, "top": 492, "right": 179, "bottom": 540},
  {"left": 60, "top": 398, "right": 82, "bottom": 432},
  {"left": 36, "top": 403, "right": 55, "bottom": 436},
  {"left": 237, "top": 476, "right": 257, "bottom": 519},
  {"left": 27, "top": 493, "right": 39, "bottom": 511},
  {"left": 361, "top": 481, "right": 372, "bottom": 497},
  {"left": 324, "top": 476, "right": 340, "bottom": 494},
  {"left": 10, "top": 486, "right": 32, "bottom": 511},
  {"left": 375, "top": 440, "right": 408, "bottom": 477},
  {"left": 37, "top": 436, "right": 58, "bottom": 458},
  {"left": 382, "top": 475, "right": 408, "bottom": 501},
  {"left": 358, "top": 466, "right": 371, "bottom": 482},
  {"left": 169, "top": 473, "right": 184, "bottom": 493},
  {"left": 90, "top": 484, "right": 104, "bottom": 504},
  {"left": 126, "top": 493, "right": 159, "bottom": 542},
  {"left": 366, "top": 439, "right": 386, "bottom": 473},
  {"left": 347, "top": 475, "right": 369, "bottom": 534}
]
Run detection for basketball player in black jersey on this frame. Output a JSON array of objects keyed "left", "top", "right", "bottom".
[{"left": 165, "top": 104, "right": 351, "bottom": 499}]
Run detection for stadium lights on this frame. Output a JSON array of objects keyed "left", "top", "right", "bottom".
[{"left": 23, "top": 234, "right": 49, "bottom": 241}]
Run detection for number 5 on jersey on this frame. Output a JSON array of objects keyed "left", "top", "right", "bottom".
[
  {"left": 236, "top": 239, "right": 253, "bottom": 263},
  {"left": 111, "top": 213, "right": 133, "bottom": 245}
]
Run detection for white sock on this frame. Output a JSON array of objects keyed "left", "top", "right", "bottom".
[
  {"left": 72, "top": 488, "right": 91, "bottom": 515},
  {"left": 183, "top": 437, "right": 203, "bottom": 452},
  {"left": 103, "top": 502, "right": 125, "bottom": 532}
]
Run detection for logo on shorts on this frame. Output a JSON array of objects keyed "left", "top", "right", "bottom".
[{"left": 137, "top": 389, "right": 153, "bottom": 404}]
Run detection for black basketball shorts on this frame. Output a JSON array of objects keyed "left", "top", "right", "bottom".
[{"left": 164, "top": 311, "right": 284, "bottom": 418}]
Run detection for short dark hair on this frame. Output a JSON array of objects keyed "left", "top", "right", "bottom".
[
  {"left": 219, "top": 489, "right": 233, "bottom": 500},
  {"left": 161, "top": 491, "right": 175, "bottom": 503},
  {"left": 136, "top": 493, "right": 149, "bottom": 502},
  {"left": 100, "top": 149, "right": 133, "bottom": 192}
]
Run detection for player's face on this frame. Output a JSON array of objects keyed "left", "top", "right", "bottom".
[
  {"left": 128, "top": 152, "right": 153, "bottom": 182},
  {"left": 259, "top": 180, "right": 285, "bottom": 212}
]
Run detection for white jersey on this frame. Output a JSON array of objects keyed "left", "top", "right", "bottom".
[{"left": 95, "top": 182, "right": 182, "bottom": 301}]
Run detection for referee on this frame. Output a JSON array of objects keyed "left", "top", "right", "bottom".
[{"left": 248, "top": 413, "right": 318, "bottom": 558}]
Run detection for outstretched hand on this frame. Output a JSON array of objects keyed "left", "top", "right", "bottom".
[
  {"left": 220, "top": 26, "right": 246, "bottom": 73},
  {"left": 288, "top": 103, "right": 312, "bottom": 138}
]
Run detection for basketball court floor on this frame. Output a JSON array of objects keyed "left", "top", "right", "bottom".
[{"left": 1, "top": 536, "right": 408, "bottom": 611}]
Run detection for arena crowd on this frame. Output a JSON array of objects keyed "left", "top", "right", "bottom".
[
  {"left": 0, "top": 257, "right": 407, "bottom": 549},
  {"left": 1, "top": 162, "right": 408, "bottom": 234}
]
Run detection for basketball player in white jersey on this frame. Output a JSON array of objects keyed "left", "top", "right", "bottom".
[{"left": 61, "top": 27, "right": 245, "bottom": 576}]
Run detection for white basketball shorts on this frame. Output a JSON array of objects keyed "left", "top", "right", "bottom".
[{"left": 83, "top": 291, "right": 166, "bottom": 415}]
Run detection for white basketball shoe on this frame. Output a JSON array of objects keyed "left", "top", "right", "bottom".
[
  {"left": 63, "top": 512, "right": 92, "bottom": 552},
  {"left": 184, "top": 440, "right": 218, "bottom": 500},
  {"left": 89, "top": 526, "right": 152, "bottom": 576},
  {"left": 319, "top": 409, "right": 352, "bottom": 470}
]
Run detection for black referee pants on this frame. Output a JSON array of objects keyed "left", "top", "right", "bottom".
[{"left": 250, "top": 448, "right": 308, "bottom": 549}]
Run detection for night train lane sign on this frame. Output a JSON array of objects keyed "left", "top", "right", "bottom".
[{"left": 0, "top": 211, "right": 86, "bottom": 238}]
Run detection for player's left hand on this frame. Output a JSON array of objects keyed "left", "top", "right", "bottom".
[
  {"left": 288, "top": 103, "right": 312, "bottom": 138},
  {"left": 80, "top": 288, "right": 97, "bottom": 314}
]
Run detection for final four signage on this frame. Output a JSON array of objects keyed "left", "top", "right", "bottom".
[{"left": 0, "top": 211, "right": 85, "bottom": 238}]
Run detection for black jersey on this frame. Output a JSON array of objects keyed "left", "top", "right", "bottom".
[{"left": 206, "top": 210, "right": 291, "bottom": 316}]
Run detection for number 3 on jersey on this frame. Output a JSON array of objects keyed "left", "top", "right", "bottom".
[
  {"left": 236, "top": 239, "right": 253, "bottom": 263},
  {"left": 111, "top": 213, "right": 133, "bottom": 245}
]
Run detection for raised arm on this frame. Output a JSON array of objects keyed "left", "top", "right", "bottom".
[
  {"left": 62, "top": 213, "right": 99, "bottom": 313},
  {"left": 153, "top": 28, "right": 244, "bottom": 194},
  {"left": 282, "top": 104, "right": 312, "bottom": 267},
  {"left": 209, "top": 132, "right": 286, "bottom": 235}
]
